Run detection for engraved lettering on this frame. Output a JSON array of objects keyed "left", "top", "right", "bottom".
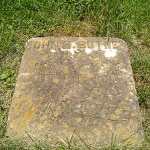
[
  {"left": 40, "top": 40, "right": 49, "bottom": 49},
  {"left": 34, "top": 41, "right": 41, "bottom": 48},
  {"left": 62, "top": 41, "right": 71, "bottom": 49},
  {"left": 78, "top": 41, "right": 86, "bottom": 48},
  {"left": 26, "top": 41, "right": 33, "bottom": 49},
  {"left": 50, "top": 41, "right": 59, "bottom": 49},
  {"left": 87, "top": 41, "right": 94, "bottom": 49},
  {"left": 97, "top": 41, "right": 101, "bottom": 50}
]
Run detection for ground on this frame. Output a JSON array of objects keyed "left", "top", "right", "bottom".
[{"left": 0, "top": 0, "right": 150, "bottom": 149}]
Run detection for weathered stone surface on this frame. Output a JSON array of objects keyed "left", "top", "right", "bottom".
[{"left": 7, "top": 37, "right": 144, "bottom": 147}]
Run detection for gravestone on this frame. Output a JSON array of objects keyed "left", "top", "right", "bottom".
[{"left": 7, "top": 37, "right": 144, "bottom": 147}]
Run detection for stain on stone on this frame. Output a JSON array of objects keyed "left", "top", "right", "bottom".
[
  {"left": 80, "top": 71, "right": 93, "bottom": 78},
  {"left": 54, "top": 112, "right": 59, "bottom": 117},
  {"left": 115, "top": 109, "right": 122, "bottom": 115},
  {"left": 53, "top": 77, "right": 59, "bottom": 83},
  {"left": 17, "top": 113, "right": 26, "bottom": 122},
  {"left": 14, "top": 108, "right": 22, "bottom": 114},
  {"left": 131, "top": 113, "right": 136, "bottom": 117},
  {"left": 26, "top": 104, "right": 37, "bottom": 120},
  {"left": 63, "top": 66, "right": 69, "bottom": 73},
  {"left": 28, "top": 60, "right": 36, "bottom": 65},
  {"left": 56, "top": 106, "right": 62, "bottom": 110},
  {"left": 75, "top": 116, "right": 82, "bottom": 123},
  {"left": 20, "top": 122, "right": 27, "bottom": 131},
  {"left": 101, "top": 114, "right": 106, "bottom": 118},
  {"left": 95, "top": 100, "right": 101, "bottom": 104},
  {"left": 111, "top": 114, "right": 120, "bottom": 120}
]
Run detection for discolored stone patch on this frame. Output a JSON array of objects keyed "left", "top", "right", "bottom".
[{"left": 7, "top": 37, "right": 144, "bottom": 147}]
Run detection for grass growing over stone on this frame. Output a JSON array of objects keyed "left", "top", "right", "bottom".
[{"left": 0, "top": 0, "right": 150, "bottom": 149}]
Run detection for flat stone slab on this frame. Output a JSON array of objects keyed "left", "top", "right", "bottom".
[{"left": 7, "top": 37, "right": 144, "bottom": 147}]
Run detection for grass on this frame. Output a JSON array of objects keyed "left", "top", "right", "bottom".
[{"left": 0, "top": 0, "right": 150, "bottom": 149}]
